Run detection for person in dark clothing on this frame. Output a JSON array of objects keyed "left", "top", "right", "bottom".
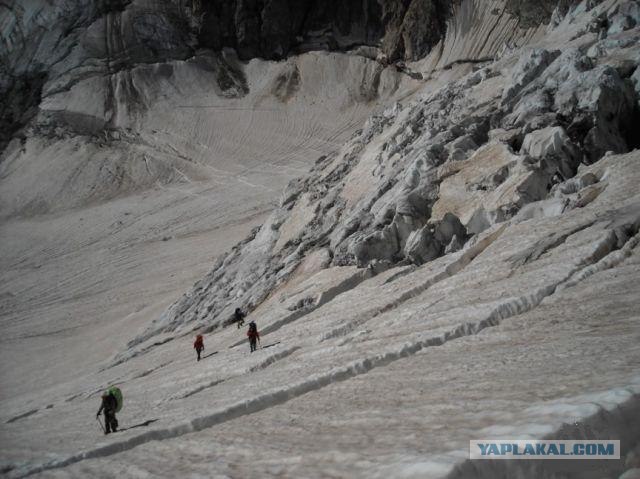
[
  {"left": 235, "top": 308, "right": 246, "bottom": 329},
  {"left": 247, "top": 321, "right": 260, "bottom": 352},
  {"left": 194, "top": 334, "right": 204, "bottom": 361},
  {"left": 97, "top": 392, "right": 118, "bottom": 434}
]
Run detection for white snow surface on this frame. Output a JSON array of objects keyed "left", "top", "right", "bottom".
[{"left": 1, "top": 1, "right": 640, "bottom": 478}]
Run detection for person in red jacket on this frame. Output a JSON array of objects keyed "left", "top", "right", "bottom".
[
  {"left": 247, "top": 321, "right": 260, "bottom": 352},
  {"left": 194, "top": 334, "right": 204, "bottom": 361}
]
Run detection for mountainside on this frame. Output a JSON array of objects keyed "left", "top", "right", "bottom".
[
  {"left": 1, "top": 0, "right": 640, "bottom": 478},
  {"left": 0, "top": 0, "right": 420, "bottom": 401},
  {"left": 140, "top": 0, "right": 640, "bottom": 345},
  {"left": 0, "top": 0, "right": 460, "bottom": 158}
]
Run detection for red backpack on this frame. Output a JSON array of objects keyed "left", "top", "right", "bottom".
[{"left": 194, "top": 335, "right": 203, "bottom": 349}]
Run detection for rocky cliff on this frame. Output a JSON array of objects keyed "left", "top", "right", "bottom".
[{"left": 2, "top": 0, "right": 565, "bottom": 155}]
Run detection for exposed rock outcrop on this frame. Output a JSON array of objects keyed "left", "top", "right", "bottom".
[
  {"left": 195, "top": 0, "right": 455, "bottom": 62},
  {"left": 0, "top": 0, "right": 459, "bottom": 154},
  {"left": 196, "top": 0, "right": 385, "bottom": 60},
  {"left": 3, "top": 0, "right": 587, "bottom": 155},
  {"left": 505, "top": 0, "right": 575, "bottom": 28}
]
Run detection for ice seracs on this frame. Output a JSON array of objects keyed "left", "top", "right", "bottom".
[{"left": 1, "top": 1, "right": 640, "bottom": 478}]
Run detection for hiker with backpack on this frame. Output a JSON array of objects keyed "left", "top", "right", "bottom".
[
  {"left": 96, "top": 387, "right": 121, "bottom": 434},
  {"left": 247, "top": 321, "right": 260, "bottom": 352},
  {"left": 194, "top": 334, "right": 204, "bottom": 361},
  {"left": 235, "top": 307, "right": 246, "bottom": 329}
]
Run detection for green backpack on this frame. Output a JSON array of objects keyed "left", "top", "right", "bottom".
[{"left": 107, "top": 386, "right": 123, "bottom": 412}]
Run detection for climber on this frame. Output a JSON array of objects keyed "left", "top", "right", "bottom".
[
  {"left": 96, "top": 389, "right": 119, "bottom": 434},
  {"left": 247, "top": 321, "right": 260, "bottom": 352},
  {"left": 194, "top": 334, "right": 204, "bottom": 361},
  {"left": 235, "top": 307, "right": 246, "bottom": 329}
]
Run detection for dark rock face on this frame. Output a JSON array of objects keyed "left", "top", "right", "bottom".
[
  {"left": 504, "top": 0, "right": 576, "bottom": 29},
  {"left": 0, "top": 72, "right": 47, "bottom": 150},
  {"left": 1, "top": 0, "right": 455, "bottom": 152},
  {"left": 193, "top": 0, "right": 453, "bottom": 62},
  {"left": 0, "top": 0, "right": 196, "bottom": 152},
  {"left": 195, "top": 0, "right": 384, "bottom": 60},
  {"left": 0, "top": 0, "right": 576, "bottom": 153},
  {"left": 381, "top": 0, "right": 451, "bottom": 61}
]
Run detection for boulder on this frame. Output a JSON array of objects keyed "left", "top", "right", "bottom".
[
  {"left": 444, "top": 234, "right": 465, "bottom": 254},
  {"left": 464, "top": 207, "right": 492, "bottom": 235},
  {"left": 504, "top": 49, "right": 590, "bottom": 129},
  {"left": 488, "top": 128, "right": 523, "bottom": 146},
  {"left": 434, "top": 212, "right": 466, "bottom": 246},
  {"left": 404, "top": 226, "right": 440, "bottom": 265},
  {"left": 352, "top": 225, "right": 399, "bottom": 265},
  {"left": 432, "top": 143, "right": 520, "bottom": 225},
  {"left": 554, "top": 66, "right": 636, "bottom": 162},
  {"left": 608, "top": 13, "right": 636, "bottom": 34},
  {"left": 503, "top": 89, "right": 554, "bottom": 128},
  {"left": 513, "top": 197, "right": 567, "bottom": 222},
  {"left": 619, "top": 0, "right": 640, "bottom": 24},
  {"left": 521, "top": 126, "right": 581, "bottom": 178},
  {"left": 501, "top": 48, "right": 561, "bottom": 104},
  {"left": 608, "top": 1, "right": 640, "bottom": 35},
  {"left": 402, "top": 212, "right": 466, "bottom": 264},
  {"left": 445, "top": 135, "right": 478, "bottom": 162},
  {"left": 556, "top": 171, "right": 600, "bottom": 195},
  {"left": 392, "top": 213, "right": 422, "bottom": 246}
]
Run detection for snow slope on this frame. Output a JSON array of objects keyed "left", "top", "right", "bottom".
[
  {"left": 1, "top": 0, "right": 640, "bottom": 478},
  {"left": 2, "top": 151, "right": 640, "bottom": 478},
  {"left": 0, "top": 48, "right": 417, "bottom": 400}
]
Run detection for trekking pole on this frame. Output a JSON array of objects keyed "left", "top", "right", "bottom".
[{"left": 96, "top": 415, "right": 105, "bottom": 434}]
